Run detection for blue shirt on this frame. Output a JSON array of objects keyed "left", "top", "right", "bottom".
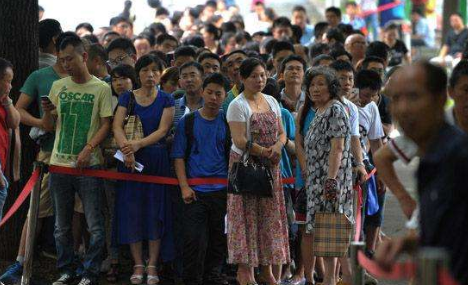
[
  {"left": 300, "top": 25, "right": 315, "bottom": 46},
  {"left": 280, "top": 108, "right": 295, "bottom": 188},
  {"left": 413, "top": 17, "right": 435, "bottom": 48},
  {"left": 172, "top": 95, "right": 204, "bottom": 130},
  {"left": 295, "top": 108, "right": 315, "bottom": 189},
  {"left": 171, "top": 110, "right": 228, "bottom": 192}
]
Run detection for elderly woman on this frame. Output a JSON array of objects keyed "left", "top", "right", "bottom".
[
  {"left": 303, "top": 67, "right": 353, "bottom": 285},
  {"left": 226, "top": 58, "right": 290, "bottom": 285}
]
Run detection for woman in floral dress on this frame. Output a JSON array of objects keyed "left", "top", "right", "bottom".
[{"left": 226, "top": 58, "right": 290, "bottom": 285}]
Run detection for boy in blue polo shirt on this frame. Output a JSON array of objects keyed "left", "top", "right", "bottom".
[{"left": 172, "top": 73, "right": 231, "bottom": 285}]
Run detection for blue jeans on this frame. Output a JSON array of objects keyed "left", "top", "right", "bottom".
[
  {"left": 365, "top": 13, "right": 379, "bottom": 41},
  {"left": 49, "top": 168, "right": 105, "bottom": 280}
]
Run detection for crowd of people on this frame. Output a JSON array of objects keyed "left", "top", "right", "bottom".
[{"left": 0, "top": 1, "right": 467, "bottom": 285}]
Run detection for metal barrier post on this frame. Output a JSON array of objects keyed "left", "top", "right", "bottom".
[
  {"left": 415, "top": 247, "right": 450, "bottom": 285},
  {"left": 21, "top": 163, "right": 44, "bottom": 285},
  {"left": 351, "top": 241, "right": 366, "bottom": 285}
]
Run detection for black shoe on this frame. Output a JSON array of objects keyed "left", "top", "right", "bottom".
[{"left": 52, "top": 273, "right": 75, "bottom": 285}]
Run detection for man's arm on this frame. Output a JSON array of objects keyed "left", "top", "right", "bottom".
[
  {"left": 15, "top": 93, "right": 43, "bottom": 128},
  {"left": 374, "top": 145, "right": 416, "bottom": 218},
  {"left": 439, "top": 44, "right": 449, "bottom": 58},
  {"left": 2, "top": 99, "right": 20, "bottom": 129},
  {"left": 351, "top": 136, "right": 367, "bottom": 184},
  {"left": 174, "top": 158, "right": 197, "bottom": 204},
  {"left": 76, "top": 117, "right": 111, "bottom": 168}
]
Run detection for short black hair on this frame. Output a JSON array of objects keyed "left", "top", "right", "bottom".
[
  {"left": 449, "top": 60, "right": 468, "bottom": 88},
  {"left": 309, "top": 43, "right": 330, "bottom": 59},
  {"left": 243, "top": 41, "right": 261, "bottom": 53},
  {"left": 39, "top": 19, "right": 62, "bottom": 50},
  {"left": 203, "top": 72, "right": 230, "bottom": 92},
  {"left": 59, "top": 34, "right": 85, "bottom": 53},
  {"left": 183, "top": 35, "right": 205, "bottom": 48},
  {"left": 366, "top": 41, "right": 389, "bottom": 63},
  {"left": 272, "top": 17, "right": 293, "bottom": 30},
  {"left": 361, "top": 56, "right": 385, "bottom": 70},
  {"left": 75, "top": 22, "right": 94, "bottom": 33},
  {"left": 261, "top": 37, "right": 278, "bottom": 55},
  {"left": 109, "top": 16, "right": 132, "bottom": 27},
  {"left": 55, "top": 31, "right": 76, "bottom": 53},
  {"left": 280, "top": 54, "right": 307, "bottom": 74},
  {"left": 330, "top": 48, "right": 352, "bottom": 61},
  {"left": 292, "top": 25, "right": 303, "bottom": 44},
  {"left": 312, "top": 54, "right": 334, "bottom": 66},
  {"left": 314, "top": 21, "right": 329, "bottom": 40},
  {"left": 384, "top": 22, "right": 399, "bottom": 32},
  {"left": 0, "top": 57, "right": 13, "bottom": 78},
  {"left": 292, "top": 5, "right": 307, "bottom": 13},
  {"left": 411, "top": 7, "right": 425, "bottom": 17},
  {"left": 82, "top": 34, "right": 99, "bottom": 44},
  {"left": 235, "top": 31, "right": 252, "bottom": 45},
  {"left": 38, "top": 5, "right": 44, "bottom": 12},
  {"left": 355, "top": 69, "right": 382, "bottom": 90},
  {"left": 148, "top": 22, "right": 167, "bottom": 36},
  {"left": 198, "top": 52, "right": 222, "bottom": 66},
  {"left": 272, "top": 41, "right": 295, "bottom": 59},
  {"left": 175, "top": 45, "right": 197, "bottom": 60},
  {"left": 417, "top": 60, "right": 448, "bottom": 97},
  {"left": 88, "top": 43, "right": 108, "bottom": 61},
  {"left": 107, "top": 37, "right": 136, "bottom": 56},
  {"left": 134, "top": 33, "right": 155, "bottom": 47},
  {"left": 222, "top": 49, "right": 247, "bottom": 62},
  {"left": 179, "top": 61, "right": 204, "bottom": 76},
  {"left": 330, "top": 59, "right": 355, "bottom": 73},
  {"left": 239, "top": 57, "right": 266, "bottom": 79},
  {"left": 221, "top": 22, "right": 237, "bottom": 35},
  {"left": 156, "top": 33, "right": 178, "bottom": 46},
  {"left": 203, "top": 23, "right": 221, "bottom": 40},
  {"left": 135, "top": 54, "right": 165, "bottom": 76},
  {"left": 326, "top": 6, "right": 342, "bottom": 18},
  {"left": 326, "top": 28, "right": 345, "bottom": 44},
  {"left": 110, "top": 64, "right": 137, "bottom": 92},
  {"left": 206, "top": 0, "right": 217, "bottom": 8},
  {"left": 156, "top": 7, "right": 170, "bottom": 17},
  {"left": 148, "top": 50, "right": 169, "bottom": 68}
]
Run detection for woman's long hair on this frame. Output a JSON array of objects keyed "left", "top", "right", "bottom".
[{"left": 299, "top": 66, "right": 341, "bottom": 133}]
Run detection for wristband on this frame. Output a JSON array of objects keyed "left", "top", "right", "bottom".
[
  {"left": 86, "top": 143, "right": 95, "bottom": 150},
  {"left": 355, "top": 162, "right": 365, "bottom": 168},
  {"left": 2, "top": 98, "right": 12, "bottom": 107}
]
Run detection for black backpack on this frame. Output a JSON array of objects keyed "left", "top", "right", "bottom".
[{"left": 184, "top": 112, "right": 231, "bottom": 163}]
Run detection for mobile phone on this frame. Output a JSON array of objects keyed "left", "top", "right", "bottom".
[{"left": 40, "top": 95, "right": 51, "bottom": 102}]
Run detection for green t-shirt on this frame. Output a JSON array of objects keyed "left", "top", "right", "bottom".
[
  {"left": 48, "top": 76, "right": 113, "bottom": 167},
  {"left": 20, "top": 66, "right": 61, "bottom": 152},
  {"left": 221, "top": 85, "right": 239, "bottom": 113}
]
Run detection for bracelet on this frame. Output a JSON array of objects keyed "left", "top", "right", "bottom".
[
  {"left": 355, "top": 162, "right": 365, "bottom": 168},
  {"left": 86, "top": 143, "right": 95, "bottom": 150},
  {"left": 2, "top": 98, "right": 12, "bottom": 107}
]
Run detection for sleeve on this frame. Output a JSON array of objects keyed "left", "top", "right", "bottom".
[
  {"left": 401, "top": 41, "right": 409, "bottom": 54},
  {"left": 19, "top": 71, "right": 38, "bottom": 99},
  {"left": 171, "top": 117, "right": 187, "bottom": 159},
  {"left": 99, "top": 84, "right": 113, "bottom": 118},
  {"left": 226, "top": 99, "right": 246, "bottom": 122},
  {"left": 48, "top": 81, "right": 59, "bottom": 107},
  {"left": 349, "top": 103, "right": 360, "bottom": 137},
  {"left": 164, "top": 92, "right": 175, "bottom": 108},
  {"left": 367, "top": 103, "right": 385, "bottom": 140},
  {"left": 117, "top": 91, "right": 131, "bottom": 108},
  {"left": 327, "top": 104, "right": 349, "bottom": 139},
  {"left": 445, "top": 31, "right": 452, "bottom": 46},
  {"left": 281, "top": 108, "right": 296, "bottom": 140},
  {"left": 379, "top": 96, "right": 393, "bottom": 125},
  {"left": 388, "top": 135, "right": 418, "bottom": 164}
]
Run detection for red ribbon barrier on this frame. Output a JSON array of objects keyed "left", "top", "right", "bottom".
[{"left": 0, "top": 168, "right": 40, "bottom": 228}]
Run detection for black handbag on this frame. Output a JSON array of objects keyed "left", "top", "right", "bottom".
[{"left": 227, "top": 141, "right": 274, "bottom": 197}]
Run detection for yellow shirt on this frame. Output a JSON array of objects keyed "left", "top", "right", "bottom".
[{"left": 48, "top": 76, "right": 112, "bottom": 167}]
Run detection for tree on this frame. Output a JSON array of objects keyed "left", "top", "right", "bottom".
[{"left": 0, "top": 0, "right": 39, "bottom": 259}]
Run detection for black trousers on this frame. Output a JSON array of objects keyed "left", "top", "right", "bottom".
[{"left": 182, "top": 190, "right": 227, "bottom": 285}]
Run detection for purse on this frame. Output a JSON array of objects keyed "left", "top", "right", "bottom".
[
  {"left": 314, "top": 196, "right": 353, "bottom": 257},
  {"left": 227, "top": 141, "right": 274, "bottom": 198},
  {"left": 102, "top": 92, "right": 144, "bottom": 163}
]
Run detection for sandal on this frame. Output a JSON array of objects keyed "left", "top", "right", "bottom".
[
  {"left": 106, "top": 263, "right": 119, "bottom": 283},
  {"left": 130, "top": 265, "right": 145, "bottom": 285},
  {"left": 146, "top": 265, "right": 160, "bottom": 285}
]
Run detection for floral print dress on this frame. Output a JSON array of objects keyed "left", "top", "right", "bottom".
[
  {"left": 227, "top": 110, "right": 290, "bottom": 267},
  {"left": 304, "top": 101, "right": 354, "bottom": 234}
]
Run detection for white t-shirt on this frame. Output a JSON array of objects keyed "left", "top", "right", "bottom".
[
  {"left": 341, "top": 98, "right": 360, "bottom": 137},
  {"left": 226, "top": 93, "right": 282, "bottom": 154},
  {"left": 358, "top": 101, "right": 385, "bottom": 159}
]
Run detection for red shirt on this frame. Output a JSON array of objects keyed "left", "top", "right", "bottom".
[{"left": 0, "top": 106, "right": 9, "bottom": 172}]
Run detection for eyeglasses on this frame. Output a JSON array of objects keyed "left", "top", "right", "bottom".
[{"left": 107, "top": 55, "right": 129, "bottom": 68}]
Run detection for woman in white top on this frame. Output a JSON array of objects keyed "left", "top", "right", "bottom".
[{"left": 226, "top": 58, "right": 290, "bottom": 285}]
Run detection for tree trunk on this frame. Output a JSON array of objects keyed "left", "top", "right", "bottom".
[{"left": 0, "top": 0, "right": 38, "bottom": 260}]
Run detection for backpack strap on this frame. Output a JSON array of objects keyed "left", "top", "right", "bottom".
[{"left": 184, "top": 112, "right": 196, "bottom": 160}]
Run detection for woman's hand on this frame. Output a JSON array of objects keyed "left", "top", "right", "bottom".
[
  {"left": 121, "top": 140, "right": 142, "bottom": 156},
  {"left": 268, "top": 141, "right": 283, "bottom": 164},
  {"left": 124, "top": 153, "right": 136, "bottom": 170}
]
